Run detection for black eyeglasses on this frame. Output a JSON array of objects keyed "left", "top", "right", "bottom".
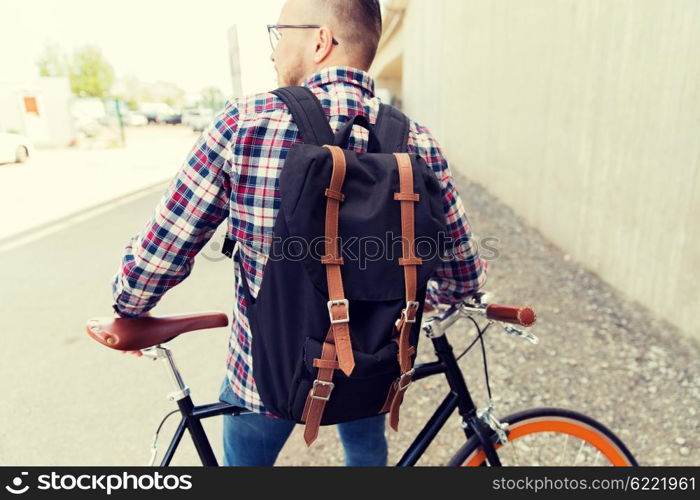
[{"left": 267, "top": 24, "right": 339, "bottom": 52}]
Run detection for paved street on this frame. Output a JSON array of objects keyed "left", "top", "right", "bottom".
[
  {"left": 0, "top": 186, "right": 232, "bottom": 465},
  {"left": 0, "top": 126, "right": 232, "bottom": 466},
  {"left": 0, "top": 166, "right": 697, "bottom": 466},
  {"left": 0, "top": 126, "right": 198, "bottom": 242}
]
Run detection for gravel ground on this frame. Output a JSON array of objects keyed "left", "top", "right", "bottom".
[{"left": 275, "top": 174, "right": 700, "bottom": 466}]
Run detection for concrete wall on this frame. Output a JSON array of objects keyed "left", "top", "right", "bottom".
[{"left": 395, "top": 0, "right": 700, "bottom": 339}]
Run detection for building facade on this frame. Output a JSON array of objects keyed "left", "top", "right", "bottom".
[{"left": 372, "top": 0, "right": 700, "bottom": 340}]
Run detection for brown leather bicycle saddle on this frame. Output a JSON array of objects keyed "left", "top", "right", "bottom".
[{"left": 86, "top": 312, "right": 229, "bottom": 351}]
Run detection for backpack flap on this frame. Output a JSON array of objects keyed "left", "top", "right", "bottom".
[{"left": 279, "top": 145, "right": 447, "bottom": 301}]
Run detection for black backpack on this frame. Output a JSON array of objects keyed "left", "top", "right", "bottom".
[{"left": 222, "top": 86, "right": 447, "bottom": 445}]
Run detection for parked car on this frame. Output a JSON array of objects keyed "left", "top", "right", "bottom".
[
  {"left": 124, "top": 111, "right": 148, "bottom": 127},
  {"left": 0, "top": 132, "right": 34, "bottom": 164},
  {"left": 71, "top": 110, "right": 102, "bottom": 138},
  {"left": 140, "top": 103, "right": 177, "bottom": 125},
  {"left": 162, "top": 112, "right": 182, "bottom": 125},
  {"left": 142, "top": 111, "right": 160, "bottom": 124},
  {"left": 188, "top": 108, "right": 214, "bottom": 132},
  {"left": 107, "top": 104, "right": 148, "bottom": 127},
  {"left": 181, "top": 108, "right": 199, "bottom": 128},
  {"left": 72, "top": 98, "right": 107, "bottom": 137}
]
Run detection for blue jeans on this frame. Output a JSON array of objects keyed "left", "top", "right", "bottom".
[{"left": 218, "top": 377, "right": 388, "bottom": 466}]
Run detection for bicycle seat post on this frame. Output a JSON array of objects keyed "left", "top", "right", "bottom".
[{"left": 143, "top": 346, "right": 191, "bottom": 401}]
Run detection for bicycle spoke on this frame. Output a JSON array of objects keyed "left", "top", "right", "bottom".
[
  {"left": 493, "top": 432, "right": 616, "bottom": 467},
  {"left": 558, "top": 434, "right": 569, "bottom": 466},
  {"left": 510, "top": 437, "right": 523, "bottom": 466},
  {"left": 593, "top": 449, "right": 604, "bottom": 467},
  {"left": 573, "top": 439, "right": 586, "bottom": 465}
]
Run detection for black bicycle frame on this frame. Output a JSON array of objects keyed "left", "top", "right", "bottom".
[
  {"left": 160, "top": 400, "right": 250, "bottom": 466},
  {"left": 160, "top": 333, "right": 501, "bottom": 466},
  {"left": 396, "top": 334, "right": 501, "bottom": 466}
]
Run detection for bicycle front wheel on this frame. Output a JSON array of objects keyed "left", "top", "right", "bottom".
[{"left": 448, "top": 407, "right": 638, "bottom": 466}]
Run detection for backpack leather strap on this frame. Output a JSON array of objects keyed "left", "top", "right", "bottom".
[
  {"left": 301, "top": 145, "right": 357, "bottom": 446},
  {"left": 301, "top": 329, "right": 337, "bottom": 446},
  {"left": 380, "top": 153, "right": 422, "bottom": 431},
  {"left": 322, "top": 145, "right": 355, "bottom": 376}
]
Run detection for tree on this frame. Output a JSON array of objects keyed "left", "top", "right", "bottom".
[
  {"left": 200, "top": 87, "right": 225, "bottom": 111},
  {"left": 114, "top": 75, "right": 148, "bottom": 110},
  {"left": 36, "top": 42, "right": 69, "bottom": 77},
  {"left": 158, "top": 82, "right": 186, "bottom": 109},
  {"left": 36, "top": 43, "right": 116, "bottom": 98},
  {"left": 69, "top": 45, "right": 115, "bottom": 98}
]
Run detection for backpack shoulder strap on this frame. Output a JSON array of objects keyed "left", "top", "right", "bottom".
[
  {"left": 271, "top": 86, "right": 334, "bottom": 146},
  {"left": 375, "top": 103, "right": 410, "bottom": 153}
]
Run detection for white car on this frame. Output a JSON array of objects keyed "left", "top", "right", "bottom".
[
  {"left": 124, "top": 111, "right": 148, "bottom": 127},
  {"left": 0, "top": 132, "right": 34, "bottom": 164},
  {"left": 188, "top": 108, "right": 214, "bottom": 132}
]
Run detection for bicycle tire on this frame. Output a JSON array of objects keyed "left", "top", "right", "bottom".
[{"left": 447, "top": 407, "right": 638, "bottom": 466}]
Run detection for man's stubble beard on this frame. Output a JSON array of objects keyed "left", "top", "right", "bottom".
[{"left": 279, "top": 59, "right": 307, "bottom": 87}]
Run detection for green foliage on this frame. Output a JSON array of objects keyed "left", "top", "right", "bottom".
[
  {"left": 68, "top": 45, "right": 115, "bottom": 98},
  {"left": 35, "top": 43, "right": 115, "bottom": 98},
  {"left": 200, "top": 87, "right": 225, "bottom": 111},
  {"left": 35, "top": 43, "right": 209, "bottom": 110},
  {"left": 162, "top": 87, "right": 186, "bottom": 108},
  {"left": 36, "top": 43, "right": 68, "bottom": 77}
]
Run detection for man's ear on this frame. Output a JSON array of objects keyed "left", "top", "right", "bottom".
[{"left": 313, "top": 26, "right": 335, "bottom": 63}]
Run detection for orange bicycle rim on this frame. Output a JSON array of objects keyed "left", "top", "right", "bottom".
[{"left": 462, "top": 416, "right": 633, "bottom": 466}]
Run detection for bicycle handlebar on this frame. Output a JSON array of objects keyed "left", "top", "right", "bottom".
[
  {"left": 484, "top": 304, "right": 536, "bottom": 327},
  {"left": 425, "top": 295, "right": 537, "bottom": 328}
]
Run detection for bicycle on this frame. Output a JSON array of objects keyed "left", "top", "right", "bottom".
[{"left": 86, "top": 292, "right": 638, "bottom": 466}]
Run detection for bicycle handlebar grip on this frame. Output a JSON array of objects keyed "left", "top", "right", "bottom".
[{"left": 485, "top": 304, "right": 536, "bottom": 326}]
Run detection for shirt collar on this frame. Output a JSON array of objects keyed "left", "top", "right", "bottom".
[{"left": 302, "top": 66, "right": 376, "bottom": 96}]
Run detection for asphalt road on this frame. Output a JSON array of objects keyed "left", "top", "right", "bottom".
[{"left": 0, "top": 185, "right": 237, "bottom": 465}]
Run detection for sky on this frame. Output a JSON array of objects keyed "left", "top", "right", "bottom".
[{"left": 0, "top": 0, "right": 287, "bottom": 98}]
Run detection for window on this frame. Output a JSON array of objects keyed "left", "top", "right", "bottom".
[{"left": 24, "top": 96, "right": 39, "bottom": 115}]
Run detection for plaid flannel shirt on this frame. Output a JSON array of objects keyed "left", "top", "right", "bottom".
[{"left": 112, "top": 65, "right": 488, "bottom": 414}]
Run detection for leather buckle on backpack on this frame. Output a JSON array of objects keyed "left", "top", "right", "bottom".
[
  {"left": 327, "top": 299, "right": 350, "bottom": 324},
  {"left": 311, "top": 380, "right": 335, "bottom": 401},
  {"left": 401, "top": 301, "right": 420, "bottom": 324},
  {"left": 398, "top": 369, "right": 415, "bottom": 391}
]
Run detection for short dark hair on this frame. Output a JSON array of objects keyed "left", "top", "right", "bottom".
[{"left": 328, "top": 0, "right": 383, "bottom": 68}]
